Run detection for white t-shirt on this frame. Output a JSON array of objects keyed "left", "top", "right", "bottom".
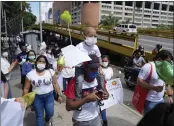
[
  {"left": 133, "top": 57, "right": 145, "bottom": 69},
  {"left": 76, "top": 42, "right": 101, "bottom": 57},
  {"left": 138, "top": 62, "right": 165, "bottom": 102},
  {"left": 102, "top": 67, "right": 114, "bottom": 81},
  {"left": 52, "top": 61, "right": 75, "bottom": 78},
  {"left": 26, "top": 69, "right": 55, "bottom": 95},
  {"left": 1, "top": 57, "right": 10, "bottom": 74},
  {"left": 62, "top": 67, "right": 75, "bottom": 78},
  {"left": 73, "top": 79, "right": 99, "bottom": 121}
]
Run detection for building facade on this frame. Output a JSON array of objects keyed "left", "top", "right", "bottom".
[
  {"left": 52, "top": 1, "right": 71, "bottom": 24},
  {"left": 53, "top": 1, "right": 174, "bottom": 28},
  {"left": 45, "top": 8, "right": 53, "bottom": 24}
]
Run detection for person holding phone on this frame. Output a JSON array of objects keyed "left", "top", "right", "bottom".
[
  {"left": 138, "top": 50, "right": 173, "bottom": 115},
  {"left": 65, "top": 54, "right": 109, "bottom": 126}
]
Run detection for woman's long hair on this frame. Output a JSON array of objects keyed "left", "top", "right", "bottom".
[{"left": 35, "top": 55, "right": 49, "bottom": 70}]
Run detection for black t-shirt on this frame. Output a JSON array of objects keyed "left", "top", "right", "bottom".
[{"left": 1, "top": 71, "right": 7, "bottom": 83}]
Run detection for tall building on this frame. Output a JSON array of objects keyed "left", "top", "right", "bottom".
[
  {"left": 45, "top": 8, "right": 53, "bottom": 24},
  {"left": 53, "top": 1, "right": 174, "bottom": 28},
  {"left": 52, "top": 2, "right": 71, "bottom": 24}
]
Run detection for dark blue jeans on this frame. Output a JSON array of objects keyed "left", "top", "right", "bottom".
[
  {"left": 33, "top": 91, "right": 54, "bottom": 126},
  {"left": 101, "top": 109, "right": 107, "bottom": 121},
  {"left": 144, "top": 100, "right": 164, "bottom": 115},
  {"left": 7, "top": 80, "right": 12, "bottom": 98}
]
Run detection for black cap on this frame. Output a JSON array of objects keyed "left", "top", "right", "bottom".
[{"left": 86, "top": 54, "right": 100, "bottom": 68}]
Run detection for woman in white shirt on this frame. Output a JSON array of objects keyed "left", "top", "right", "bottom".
[
  {"left": 1, "top": 51, "right": 12, "bottom": 98},
  {"left": 23, "top": 55, "right": 62, "bottom": 126},
  {"left": 101, "top": 55, "right": 114, "bottom": 126}
]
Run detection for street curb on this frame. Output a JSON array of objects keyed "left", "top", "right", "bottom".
[{"left": 120, "top": 103, "right": 142, "bottom": 117}]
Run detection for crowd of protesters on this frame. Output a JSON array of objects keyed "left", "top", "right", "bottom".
[{"left": 1, "top": 26, "right": 174, "bottom": 126}]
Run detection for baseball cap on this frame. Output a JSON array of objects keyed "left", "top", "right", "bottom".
[{"left": 85, "top": 54, "right": 100, "bottom": 68}]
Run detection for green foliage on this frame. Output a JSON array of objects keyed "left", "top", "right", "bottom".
[
  {"left": 122, "top": 19, "right": 131, "bottom": 24},
  {"left": 23, "top": 11, "right": 36, "bottom": 30},
  {"left": 2, "top": 1, "right": 36, "bottom": 31},
  {"left": 156, "top": 24, "right": 173, "bottom": 31},
  {"left": 99, "top": 14, "right": 120, "bottom": 26}
]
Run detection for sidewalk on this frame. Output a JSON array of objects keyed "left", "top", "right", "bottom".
[{"left": 10, "top": 70, "right": 142, "bottom": 126}]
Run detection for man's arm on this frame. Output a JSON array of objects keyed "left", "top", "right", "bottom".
[
  {"left": 66, "top": 92, "right": 100, "bottom": 111},
  {"left": 9, "top": 59, "right": 18, "bottom": 72},
  {"left": 22, "top": 77, "right": 31, "bottom": 96}
]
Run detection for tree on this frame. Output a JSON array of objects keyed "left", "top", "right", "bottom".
[
  {"left": 2, "top": 1, "right": 36, "bottom": 32},
  {"left": 122, "top": 19, "right": 131, "bottom": 24},
  {"left": 99, "top": 14, "right": 120, "bottom": 26},
  {"left": 23, "top": 12, "right": 36, "bottom": 30}
]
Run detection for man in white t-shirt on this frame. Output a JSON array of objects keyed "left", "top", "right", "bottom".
[
  {"left": 65, "top": 54, "right": 109, "bottom": 126},
  {"left": 138, "top": 50, "right": 173, "bottom": 114},
  {"left": 75, "top": 27, "right": 105, "bottom": 110}
]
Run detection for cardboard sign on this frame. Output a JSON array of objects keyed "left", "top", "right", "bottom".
[
  {"left": 100, "top": 78, "right": 124, "bottom": 111},
  {"left": 61, "top": 45, "right": 91, "bottom": 67}
]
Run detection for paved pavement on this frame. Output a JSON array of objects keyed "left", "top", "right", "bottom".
[{"left": 9, "top": 66, "right": 142, "bottom": 126}]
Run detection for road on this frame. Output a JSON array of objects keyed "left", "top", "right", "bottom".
[
  {"left": 66, "top": 28, "right": 173, "bottom": 53},
  {"left": 10, "top": 65, "right": 141, "bottom": 126}
]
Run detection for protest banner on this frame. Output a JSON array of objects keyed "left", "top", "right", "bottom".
[
  {"left": 100, "top": 78, "right": 124, "bottom": 111},
  {"left": 61, "top": 45, "right": 91, "bottom": 67}
]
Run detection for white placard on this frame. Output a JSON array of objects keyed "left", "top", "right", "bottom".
[
  {"left": 100, "top": 78, "right": 124, "bottom": 111},
  {"left": 61, "top": 45, "right": 91, "bottom": 67},
  {"left": 1, "top": 101, "right": 26, "bottom": 126}
]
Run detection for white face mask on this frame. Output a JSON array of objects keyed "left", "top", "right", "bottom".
[
  {"left": 103, "top": 62, "right": 109, "bottom": 67},
  {"left": 2, "top": 52, "right": 8, "bottom": 58},
  {"left": 85, "top": 37, "right": 97, "bottom": 46},
  {"left": 37, "top": 64, "right": 46, "bottom": 70}
]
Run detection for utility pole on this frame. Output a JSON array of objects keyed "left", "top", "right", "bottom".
[
  {"left": 133, "top": 1, "right": 135, "bottom": 24},
  {"left": 4, "top": 10, "right": 7, "bottom": 43},
  {"left": 39, "top": 2, "right": 42, "bottom": 43},
  {"left": 21, "top": 2, "right": 24, "bottom": 33}
]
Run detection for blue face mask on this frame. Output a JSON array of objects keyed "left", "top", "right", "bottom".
[{"left": 88, "top": 72, "right": 98, "bottom": 80}]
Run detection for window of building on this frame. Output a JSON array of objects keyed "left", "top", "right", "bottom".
[
  {"left": 152, "top": 20, "right": 158, "bottom": 22},
  {"left": 144, "top": 15, "right": 151, "bottom": 17},
  {"left": 125, "top": 1, "right": 133, "bottom": 7},
  {"left": 153, "top": 3, "right": 160, "bottom": 10},
  {"left": 114, "top": 1, "right": 122, "bottom": 5},
  {"left": 145, "top": 2, "right": 151, "bottom": 9},
  {"left": 153, "top": 15, "right": 159, "bottom": 18},
  {"left": 162, "top": 4, "right": 167, "bottom": 11},
  {"left": 136, "top": 1, "right": 142, "bottom": 8},
  {"left": 152, "top": 24, "right": 158, "bottom": 26},
  {"left": 129, "top": 25, "right": 136, "bottom": 28},
  {"left": 169, "top": 5, "right": 174, "bottom": 12},
  {"left": 102, "top": 1, "right": 111, "bottom": 4}
]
